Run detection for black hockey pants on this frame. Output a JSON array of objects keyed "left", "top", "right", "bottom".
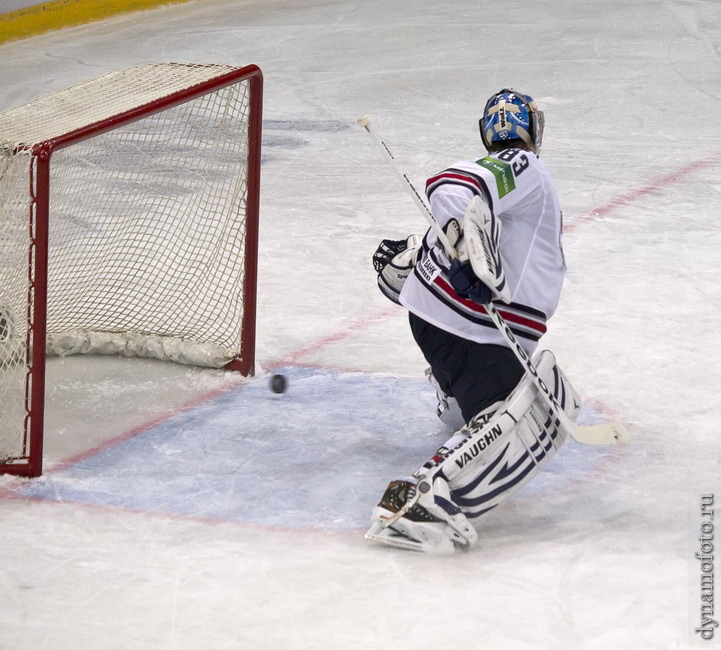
[{"left": 408, "top": 312, "right": 525, "bottom": 424}]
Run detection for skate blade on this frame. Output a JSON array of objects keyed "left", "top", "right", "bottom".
[
  {"left": 365, "top": 521, "right": 426, "bottom": 552},
  {"left": 364, "top": 520, "right": 456, "bottom": 555}
]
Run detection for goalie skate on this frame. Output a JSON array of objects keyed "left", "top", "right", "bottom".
[{"left": 365, "top": 480, "right": 467, "bottom": 554}]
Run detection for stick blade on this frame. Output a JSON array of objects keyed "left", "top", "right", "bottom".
[{"left": 575, "top": 422, "right": 631, "bottom": 445}]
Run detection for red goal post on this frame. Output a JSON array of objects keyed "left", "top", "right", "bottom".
[{"left": 0, "top": 63, "right": 262, "bottom": 477}]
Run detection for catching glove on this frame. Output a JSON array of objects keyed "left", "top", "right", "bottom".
[{"left": 373, "top": 235, "right": 421, "bottom": 304}]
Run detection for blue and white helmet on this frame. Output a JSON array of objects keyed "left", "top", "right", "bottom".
[{"left": 480, "top": 88, "right": 545, "bottom": 153}]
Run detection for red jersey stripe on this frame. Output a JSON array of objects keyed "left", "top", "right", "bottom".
[
  {"left": 426, "top": 171, "right": 483, "bottom": 193},
  {"left": 434, "top": 276, "right": 546, "bottom": 335}
]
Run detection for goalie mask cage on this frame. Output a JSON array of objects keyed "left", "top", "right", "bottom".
[{"left": 0, "top": 63, "right": 262, "bottom": 477}]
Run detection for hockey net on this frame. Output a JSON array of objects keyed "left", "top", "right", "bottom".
[{"left": 0, "top": 63, "right": 262, "bottom": 476}]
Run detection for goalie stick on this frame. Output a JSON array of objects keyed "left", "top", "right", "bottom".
[{"left": 357, "top": 114, "right": 630, "bottom": 446}]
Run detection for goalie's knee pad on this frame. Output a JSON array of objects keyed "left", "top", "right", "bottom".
[
  {"left": 425, "top": 367, "right": 465, "bottom": 430},
  {"left": 423, "top": 350, "right": 581, "bottom": 520}
]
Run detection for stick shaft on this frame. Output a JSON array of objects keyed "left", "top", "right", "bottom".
[
  {"left": 359, "top": 119, "right": 457, "bottom": 259},
  {"left": 483, "top": 301, "right": 579, "bottom": 436}
]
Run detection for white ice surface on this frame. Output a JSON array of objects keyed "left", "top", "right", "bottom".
[{"left": 1, "top": 0, "right": 721, "bottom": 648}]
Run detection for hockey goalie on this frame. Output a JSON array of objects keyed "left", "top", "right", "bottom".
[{"left": 367, "top": 88, "right": 582, "bottom": 553}]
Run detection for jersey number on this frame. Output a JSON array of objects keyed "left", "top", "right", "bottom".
[{"left": 496, "top": 149, "right": 529, "bottom": 176}]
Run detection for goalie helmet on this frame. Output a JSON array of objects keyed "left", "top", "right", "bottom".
[{"left": 480, "top": 88, "right": 545, "bottom": 153}]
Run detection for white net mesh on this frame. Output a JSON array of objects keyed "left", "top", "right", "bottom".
[{"left": 0, "top": 63, "right": 258, "bottom": 469}]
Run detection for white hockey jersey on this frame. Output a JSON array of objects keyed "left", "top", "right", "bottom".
[{"left": 399, "top": 148, "right": 566, "bottom": 353}]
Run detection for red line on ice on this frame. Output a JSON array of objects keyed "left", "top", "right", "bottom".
[
  {"left": 13, "top": 150, "right": 717, "bottom": 481},
  {"left": 565, "top": 149, "right": 721, "bottom": 231},
  {"left": 265, "top": 305, "right": 398, "bottom": 370},
  {"left": 4, "top": 307, "right": 398, "bottom": 478},
  {"left": 46, "top": 381, "right": 245, "bottom": 474}
]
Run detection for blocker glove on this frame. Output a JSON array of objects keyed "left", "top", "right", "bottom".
[{"left": 448, "top": 259, "right": 492, "bottom": 305}]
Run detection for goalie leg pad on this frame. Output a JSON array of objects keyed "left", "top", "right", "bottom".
[
  {"left": 420, "top": 350, "right": 581, "bottom": 520},
  {"left": 366, "top": 351, "right": 580, "bottom": 552},
  {"left": 449, "top": 402, "right": 564, "bottom": 518}
]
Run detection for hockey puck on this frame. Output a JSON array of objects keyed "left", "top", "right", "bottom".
[
  {"left": 270, "top": 374, "right": 287, "bottom": 394},
  {"left": 0, "top": 307, "right": 13, "bottom": 342}
]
